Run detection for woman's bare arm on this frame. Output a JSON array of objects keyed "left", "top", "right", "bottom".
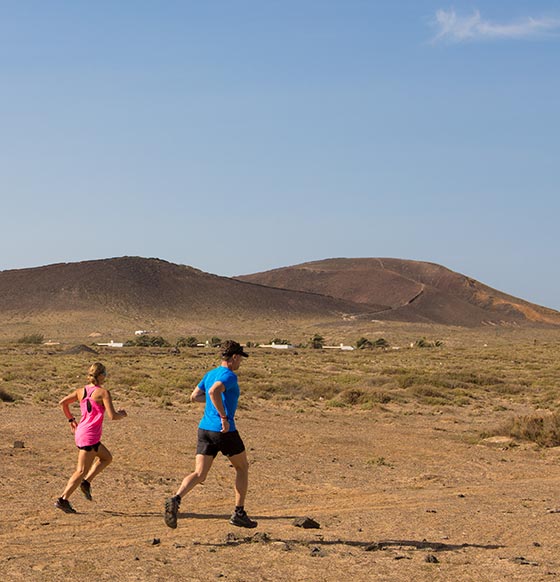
[{"left": 101, "top": 389, "right": 127, "bottom": 420}]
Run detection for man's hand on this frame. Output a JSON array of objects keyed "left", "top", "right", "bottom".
[{"left": 220, "top": 418, "right": 230, "bottom": 433}]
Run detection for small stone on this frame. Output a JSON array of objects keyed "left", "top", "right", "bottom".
[
  {"left": 533, "top": 542, "right": 542, "bottom": 547},
  {"left": 309, "top": 546, "right": 325, "bottom": 557},
  {"left": 458, "top": 494, "right": 466, "bottom": 498},
  {"left": 425, "top": 554, "right": 440, "bottom": 563},
  {"left": 13, "top": 441, "right": 24, "bottom": 449},
  {"left": 251, "top": 532, "right": 270, "bottom": 544},
  {"left": 151, "top": 538, "right": 160, "bottom": 545},
  {"left": 293, "top": 517, "right": 320, "bottom": 529}
]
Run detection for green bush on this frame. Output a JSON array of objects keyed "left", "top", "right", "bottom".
[
  {"left": 309, "top": 334, "right": 324, "bottom": 349},
  {"left": 356, "top": 337, "right": 373, "bottom": 349},
  {"left": 129, "top": 335, "right": 171, "bottom": 347}
]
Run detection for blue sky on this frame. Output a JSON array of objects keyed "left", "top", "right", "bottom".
[{"left": 1, "top": 1, "right": 559, "bottom": 309}]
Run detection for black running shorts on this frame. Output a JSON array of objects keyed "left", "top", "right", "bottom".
[
  {"left": 77, "top": 441, "right": 101, "bottom": 452},
  {"left": 196, "top": 429, "right": 245, "bottom": 458}
]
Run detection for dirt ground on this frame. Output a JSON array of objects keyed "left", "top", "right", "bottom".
[{"left": 2, "top": 396, "right": 560, "bottom": 582}]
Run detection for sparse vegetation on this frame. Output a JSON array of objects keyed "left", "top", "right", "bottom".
[
  {"left": 17, "top": 334, "right": 44, "bottom": 345},
  {"left": 356, "top": 337, "right": 390, "bottom": 349},
  {"left": 0, "top": 329, "right": 558, "bottom": 417},
  {"left": 125, "top": 335, "right": 171, "bottom": 347},
  {"left": 176, "top": 336, "right": 198, "bottom": 348},
  {"left": 414, "top": 338, "right": 443, "bottom": 348},
  {"left": 486, "top": 412, "right": 560, "bottom": 447},
  {"left": 309, "top": 334, "right": 324, "bottom": 349}
]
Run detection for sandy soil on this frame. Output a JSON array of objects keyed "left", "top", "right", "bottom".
[{"left": 2, "top": 398, "right": 560, "bottom": 582}]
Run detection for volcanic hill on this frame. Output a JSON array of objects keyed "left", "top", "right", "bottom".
[
  {"left": 0, "top": 257, "right": 372, "bottom": 338},
  {"left": 235, "top": 258, "right": 560, "bottom": 327}
]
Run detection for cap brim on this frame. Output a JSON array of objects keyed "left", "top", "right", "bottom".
[{"left": 240, "top": 351, "right": 249, "bottom": 358}]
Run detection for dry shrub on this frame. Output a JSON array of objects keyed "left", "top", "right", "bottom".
[
  {"left": 495, "top": 412, "right": 560, "bottom": 447},
  {"left": 408, "top": 385, "right": 450, "bottom": 405},
  {"left": 338, "top": 387, "right": 391, "bottom": 405}
]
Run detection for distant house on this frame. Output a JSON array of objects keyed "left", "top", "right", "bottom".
[
  {"left": 259, "top": 342, "right": 294, "bottom": 350},
  {"left": 323, "top": 343, "right": 355, "bottom": 351},
  {"left": 96, "top": 340, "right": 124, "bottom": 348}
]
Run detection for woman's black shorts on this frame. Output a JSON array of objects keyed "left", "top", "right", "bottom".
[
  {"left": 77, "top": 442, "right": 101, "bottom": 452},
  {"left": 196, "top": 429, "right": 245, "bottom": 458}
]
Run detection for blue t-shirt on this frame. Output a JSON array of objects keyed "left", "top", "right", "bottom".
[{"left": 198, "top": 366, "right": 240, "bottom": 432}]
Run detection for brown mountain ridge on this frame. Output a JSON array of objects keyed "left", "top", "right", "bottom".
[
  {"left": 0, "top": 257, "right": 373, "bottom": 337},
  {"left": 235, "top": 258, "right": 560, "bottom": 327},
  {"left": 0, "top": 257, "right": 558, "bottom": 338}
]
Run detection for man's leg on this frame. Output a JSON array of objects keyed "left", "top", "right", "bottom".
[
  {"left": 164, "top": 454, "right": 214, "bottom": 528},
  {"left": 177, "top": 454, "right": 215, "bottom": 497},
  {"left": 228, "top": 450, "right": 249, "bottom": 507},
  {"left": 228, "top": 451, "right": 257, "bottom": 528}
]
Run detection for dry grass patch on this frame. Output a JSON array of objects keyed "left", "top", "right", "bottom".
[{"left": 485, "top": 412, "right": 560, "bottom": 447}]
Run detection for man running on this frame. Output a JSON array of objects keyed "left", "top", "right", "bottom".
[{"left": 164, "top": 340, "right": 257, "bottom": 529}]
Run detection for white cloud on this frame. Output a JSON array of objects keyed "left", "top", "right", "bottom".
[{"left": 432, "top": 9, "right": 560, "bottom": 43}]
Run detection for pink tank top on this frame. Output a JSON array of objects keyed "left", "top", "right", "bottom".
[{"left": 74, "top": 386, "right": 105, "bottom": 447}]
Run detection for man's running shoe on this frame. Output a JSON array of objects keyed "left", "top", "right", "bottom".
[
  {"left": 55, "top": 497, "right": 77, "bottom": 514},
  {"left": 164, "top": 495, "right": 181, "bottom": 529},
  {"left": 230, "top": 509, "right": 257, "bottom": 528},
  {"left": 80, "top": 479, "right": 92, "bottom": 501}
]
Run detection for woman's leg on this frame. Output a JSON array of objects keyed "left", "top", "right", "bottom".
[
  {"left": 83, "top": 443, "right": 112, "bottom": 483},
  {"left": 60, "top": 449, "right": 96, "bottom": 499}
]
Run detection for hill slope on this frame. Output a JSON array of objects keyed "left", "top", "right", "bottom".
[
  {"left": 0, "top": 257, "right": 374, "bottom": 337},
  {"left": 235, "top": 258, "right": 560, "bottom": 327}
]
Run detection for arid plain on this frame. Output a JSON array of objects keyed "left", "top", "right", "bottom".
[{"left": 2, "top": 325, "right": 560, "bottom": 581}]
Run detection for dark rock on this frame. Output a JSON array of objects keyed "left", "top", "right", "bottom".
[
  {"left": 309, "top": 546, "right": 325, "bottom": 557},
  {"left": 293, "top": 517, "right": 320, "bottom": 529},
  {"left": 425, "top": 554, "right": 440, "bottom": 563},
  {"left": 151, "top": 538, "right": 160, "bottom": 545},
  {"left": 13, "top": 441, "right": 24, "bottom": 449},
  {"left": 251, "top": 532, "right": 270, "bottom": 544},
  {"left": 365, "top": 543, "right": 381, "bottom": 552}
]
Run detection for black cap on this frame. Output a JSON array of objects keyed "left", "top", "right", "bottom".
[{"left": 220, "top": 340, "right": 249, "bottom": 359}]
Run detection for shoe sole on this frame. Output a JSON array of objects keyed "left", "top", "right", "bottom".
[
  {"left": 164, "top": 499, "right": 178, "bottom": 529},
  {"left": 229, "top": 518, "right": 258, "bottom": 528}
]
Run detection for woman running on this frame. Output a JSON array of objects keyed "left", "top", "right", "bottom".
[{"left": 55, "top": 362, "right": 127, "bottom": 513}]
